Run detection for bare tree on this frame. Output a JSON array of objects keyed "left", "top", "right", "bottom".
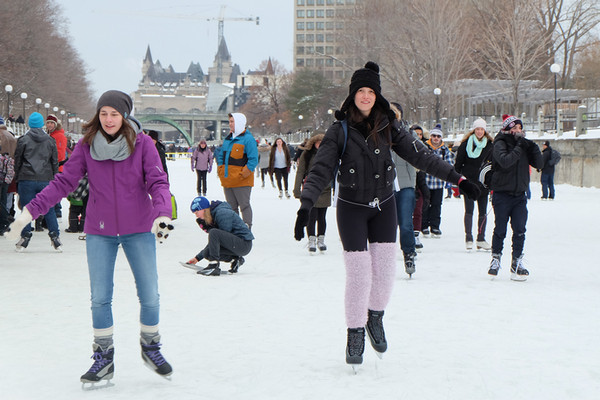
[
  {"left": 239, "top": 59, "right": 293, "bottom": 136},
  {"left": 336, "top": 0, "right": 474, "bottom": 122},
  {"left": 537, "top": 0, "right": 600, "bottom": 88},
  {"left": 0, "top": 0, "right": 94, "bottom": 119},
  {"left": 469, "top": 0, "right": 554, "bottom": 113}
]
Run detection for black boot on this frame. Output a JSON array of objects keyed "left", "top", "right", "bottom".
[
  {"left": 366, "top": 310, "right": 387, "bottom": 353},
  {"left": 81, "top": 344, "right": 114, "bottom": 384},
  {"left": 345, "top": 327, "right": 365, "bottom": 364},
  {"left": 141, "top": 336, "right": 173, "bottom": 377}
]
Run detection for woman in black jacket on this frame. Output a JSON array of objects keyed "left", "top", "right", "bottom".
[
  {"left": 293, "top": 62, "right": 480, "bottom": 367},
  {"left": 454, "top": 118, "right": 494, "bottom": 251}
]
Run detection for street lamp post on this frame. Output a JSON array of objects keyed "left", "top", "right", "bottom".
[
  {"left": 44, "top": 103, "right": 50, "bottom": 118},
  {"left": 36, "top": 98, "right": 42, "bottom": 112},
  {"left": 20, "top": 92, "right": 28, "bottom": 119},
  {"left": 433, "top": 87, "right": 441, "bottom": 123},
  {"left": 5, "top": 85, "right": 13, "bottom": 117},
  {"left": 550, "top": 63, "right": 561, "bottom": 133}
]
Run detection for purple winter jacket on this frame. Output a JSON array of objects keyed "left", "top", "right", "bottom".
[{"left": 25, "top": 133, "right": 171, "bottom": 236}]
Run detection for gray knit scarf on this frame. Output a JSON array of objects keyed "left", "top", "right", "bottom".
[{"left": 90, "top": 131, "right": 131, "bottom": 161}]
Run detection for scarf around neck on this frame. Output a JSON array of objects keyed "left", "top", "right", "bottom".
[
  {"left": 90, "top": 131, "right": 132, "bottom": 161},
  {"left": 466, "top": 134, "right": 488, "bottom": 158}
]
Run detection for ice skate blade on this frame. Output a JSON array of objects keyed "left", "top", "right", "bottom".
[
  {"left": 510, "top": 273, "right": 528, "bottom": 282},
  {"left": 81, "top": 379, "right": 114, "bottom": 391},
  {"left": 143, "top": 360, "right": 173, "bottom": 380},
  {"left": 350, "top": 365, "right": 360, "bottom": 375},
  {"left": 374, "top": 351, "right": 383, "bottom": 359}
]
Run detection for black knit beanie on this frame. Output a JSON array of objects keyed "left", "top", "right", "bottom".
[
  {"left": 96, "top": 90, "right": 133, "bottom": 119},
  {"left": 335, "top": 61, "right": 390, "bottom": 120}
]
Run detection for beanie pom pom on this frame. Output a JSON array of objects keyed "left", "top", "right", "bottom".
[
  {"left": 364, "top": 61, "right": 379, "bottom": 73},
  {"left": 334, "top": 110, "right": 345, "bottom": 120},
  {"left": 502, "top": 114, "right": 510, "bottom": 121}
]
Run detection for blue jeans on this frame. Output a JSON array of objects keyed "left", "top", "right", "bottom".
[
  {"left": 395, "top": 188, "right": 416, "bottom": 255},
  {"left": 541, "top": 173, "right": 555, "bottom": 199},
  {"left": 491, "top": 192, "right": 528, "bottom": 259},
  {"left": 17, "top": 180, "right": 59, "bottom": 236},
  {"left": 86, "top": 232, "right": 159, "bottom": 329}
]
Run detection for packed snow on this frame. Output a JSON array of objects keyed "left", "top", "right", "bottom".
[{"left": 1, "top": 157, "right": 598, "bottom": 400}]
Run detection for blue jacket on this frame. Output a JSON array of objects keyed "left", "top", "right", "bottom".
[{"left": 216, "top": 130, "right": 258, "bottom": 188}]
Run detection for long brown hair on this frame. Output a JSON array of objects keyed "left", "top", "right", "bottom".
[
  {"left": 82, "top": 112, "right": 137, "bottom": 153},
  {"left": 347, "top": 102, "right": 391, "bottom": 147}
]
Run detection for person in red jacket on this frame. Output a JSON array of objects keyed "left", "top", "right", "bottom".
[{"left": 46, "top": 114, "right": 68, "bottom": 219}]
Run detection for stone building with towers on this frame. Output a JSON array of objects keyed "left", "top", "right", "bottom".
[{"left": 132, "top": 37, "right": 274, "bottom": 143}]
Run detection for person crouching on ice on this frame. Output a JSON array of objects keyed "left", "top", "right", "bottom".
[{"left": 187, "top": 196, "right": 254, "bottom": 276}]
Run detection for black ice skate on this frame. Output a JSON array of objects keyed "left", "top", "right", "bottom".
[
  {"left": 197, "top": 262, "right": 221, "bottom": 276},
  {"left": 141, "top": 337, "right": 173, "bottom": 378},
  {"left": 510, "top": 255, "right": 529, "bottom": 281},
  {"left": 80, "top": 344, "right": 115, "bottom": 391},
  {"left": 49, "top": 231, "right": 63, "bottom": 252},
  {"left": 488, "top": 254, "right": 501, "bottom": 277},
  {"left": 346, "top": 327, "right": 365, "bottom": 369},
  {"left": 365, "top": 310, "right": 387, "bottom": 357},
  {"left": 404, "top": 252, "right": 416, "bottom": 278},
  {"left": 229, "top": 256, "right": 245, "bottom": 273},
  {"left": 15, "top": 231, "right": 33, "bottom": 252}
]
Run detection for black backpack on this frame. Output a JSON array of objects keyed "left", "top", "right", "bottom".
[{"left": 548, "top": 149, "right": 561, "bottom": 166}]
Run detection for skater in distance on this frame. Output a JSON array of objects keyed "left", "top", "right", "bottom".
[
  {"left": 187, "top": 196, "right": 254, "bottom": 276},
  {"left": 293, "top": 61, "right": 481, "bottom": 367},
  {"left": 6, "top": 90, "right": 174, "bottom": 388}
]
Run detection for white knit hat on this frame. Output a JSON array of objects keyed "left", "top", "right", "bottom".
[{"left": 472, "top": 118, "right": 487, "bottom": 130}]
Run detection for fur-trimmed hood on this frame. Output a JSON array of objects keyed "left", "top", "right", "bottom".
[{"left": 299, "top": 134, "right": 324, "bottom": 151}]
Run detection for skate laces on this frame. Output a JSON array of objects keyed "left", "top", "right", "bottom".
[
  {"left": 511, "top": 256, "right": 527, "bottom": 273},
  {"left": 88, "top": 351, "right": 111, "bottom": 373},
  {"left": 490, "top": 256, "right": 501, "bottom": 270},
  {"left": 143, "top": 343, "right": 167, "bottom": 366},
  {"left": 367, "top": 313, "right": 385, "bottom": 342},
  {"left": 348, "top": 330, "right": 364, "bottom": 355}
]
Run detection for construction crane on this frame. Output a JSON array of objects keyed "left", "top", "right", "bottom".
[
  {"left": 210, "top": 5, "right": 260, "bottom": 83},
  {"left": 116, "top": 5, "right": 259, "bottom": 83}
]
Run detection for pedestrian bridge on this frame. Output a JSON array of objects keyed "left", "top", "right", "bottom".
[{"left": 136, "top": 111, "right": 230, "bottom": 146}]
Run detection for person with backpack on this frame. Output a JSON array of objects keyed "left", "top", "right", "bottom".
[
  {"left": 540, "top": 140, "right": 559, "bottom": 200},
  {"left": 454, "top": 118, "right": 494, "bottom": 251},
  {"left": 293, "top": 61, "right": 481, "bottom": 368}
]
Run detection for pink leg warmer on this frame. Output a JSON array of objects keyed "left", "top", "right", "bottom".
[
  {"left": 368, "top": 242, "right": 397, "bottom": 311},
  {"left": 343, "top": 250, "right": 372, "bottom": 328}
]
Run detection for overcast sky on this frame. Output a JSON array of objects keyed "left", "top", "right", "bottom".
[{"left": 57, "top": 1, "right": 294, "bottom": 99}]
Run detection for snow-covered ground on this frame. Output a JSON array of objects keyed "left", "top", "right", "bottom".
[{"left": 1, "top": 157, "right": 599, "bottom": 400}]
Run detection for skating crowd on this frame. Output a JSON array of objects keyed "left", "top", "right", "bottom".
[{"left": 1, "top": 61, "right": 556, "bottom": 384}]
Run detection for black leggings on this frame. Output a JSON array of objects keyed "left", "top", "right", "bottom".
[
  {"left": 273, "top": 167, "right": 289, "bottom": 191},
  {"left": 336, "top": 195, "right": 397, "bottom": 252},
  {"left": 307, "top": 207, "right": 327, "bottom": 236},
  {"left": 196, "top": 170, "right": 208, "bottom": 194}
]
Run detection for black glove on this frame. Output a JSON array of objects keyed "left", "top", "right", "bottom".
[
  {"left": 294, "top": 208, "right": 310, "bottom": 241},
  {"left": 459, "top": 179, "right": 481, "bottom": 200},
  {"left": 515, "top": 135, "right": 527, "bottom": 149},
  {"left": 196, "top": 218, "right": 212, "bottom": 233}
]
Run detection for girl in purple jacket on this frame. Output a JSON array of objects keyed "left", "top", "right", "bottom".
[
  {"left": 6, "top": 90, "right": 173, "bottom": 387},
  {"left": 191, "top": 139, "right": 213, "bottom": 196}
]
